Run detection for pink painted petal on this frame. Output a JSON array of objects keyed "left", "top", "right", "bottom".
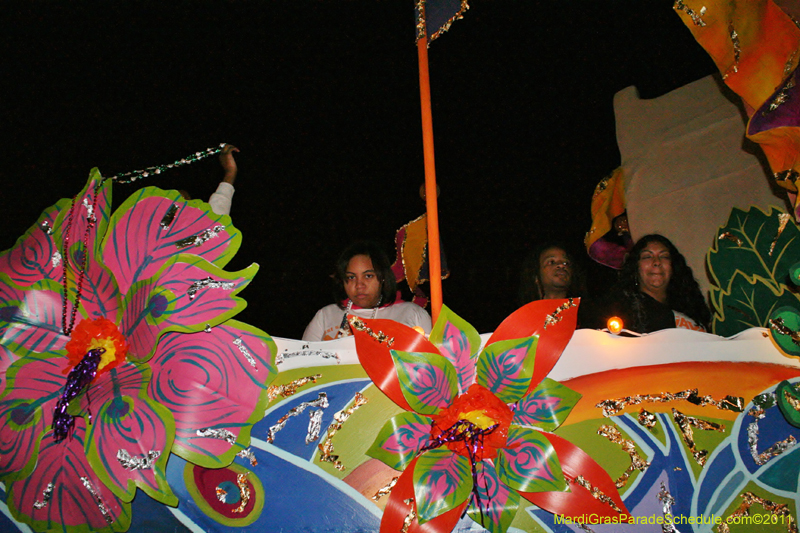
[
  {"left": 71, "top": 257, "right": 121, "bottom": 322},
  {"left": 392, "top": 350, "right": 458, "bottom": 415},
  {"left": 512, "top": 377, "right": 581, "bottom": 432},
  {"left": 53, "top": 170, "right": 112, "bottom": 269},
  {"left": 147, "top": 320, "right": 277, "bottom": 467},
  {"left": 76, "top": 362, "right": 147, "bottom": 417},
  {"left": 0, "top": 345, "right": 19, "bottom": 396},
  {"left": 0, "top": 200, "right": 67, "bottom": 287},
  {"left": 429, "top": 305, "right": 482, "bottom": 393},
  {"left": 102, "top": 190, "right": 241, "bottom": 296},
  {"left": 352, "top": 317, "right": 440, "bottom": 412},
  {"left": 467, "top": 462, "right": 520, "bottom": 533},
  {"left": 520, "top": 431, "right": 630, "bottom": 519},
  {"left": 86, "top": 393, "right": 177, "bottom": 506},
  {"left": 412, "top": 448, "right": 473, "bottom": 523},
  {"left": 495, "top": 426, "right": 565, "bottom": 493},
  {"left": 475, "top": 337, "right": 537, "bottom": 405},
  {"left": 0, "top": 279, "right": 68, "bottom": 355},
  {"left": 380, "top": 457, "right": 467, "bottom": 533},
  {"left": 367, "top": 411, "right": 433, "bottom": 470},
  {"left": 488, "top": 299, "right": 579, "bottom": 393},
  {"left": 0, "top": 398, "right": 46, "bottom": 481},
  {"left": 3, "top": 352, "right": 68, "bottom": 410},
  {"left": 7, "top": 419, "right": 131, "bottom": 532},
  {"left": 120, "top": 259, "right": 256, "bottom": 361}
]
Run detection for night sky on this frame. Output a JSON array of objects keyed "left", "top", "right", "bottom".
[{"left": 2, "top": 1, "right": 716, "bottom": 337}]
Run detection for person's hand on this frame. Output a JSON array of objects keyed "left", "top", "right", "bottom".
[{"left": 219, "top": 144, "right": 239, "bottom": 184}]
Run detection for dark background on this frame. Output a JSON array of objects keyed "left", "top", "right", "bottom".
[{"left": 2, "top": 1, "right": 716, "bottom": 338}]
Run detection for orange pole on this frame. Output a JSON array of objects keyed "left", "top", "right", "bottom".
[{"left": 417, "top": 36, "right": 443, "bottom": 324}]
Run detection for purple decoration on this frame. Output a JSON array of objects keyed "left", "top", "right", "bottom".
[
  {"left": 420, "top": 419, "right": 498, "bottom": 526},
  {"left": 52, "top": 348, "right": 104, "bottom": 442}
]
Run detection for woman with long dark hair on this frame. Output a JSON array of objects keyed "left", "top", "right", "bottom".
[
  {"left": 302, "top": 241, "right": 432, "bottom": 341},
  {"left": 598, "top": 234, "right": 710, "bottom": 333}
]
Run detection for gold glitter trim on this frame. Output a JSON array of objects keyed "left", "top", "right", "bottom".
[
  {"left": 596, "top": 389, "right": 743, "bottom": 417},
  {"left": 597, "top": 425, "right": 650, "bottom": 488},
  {"left": 775, "top": 169, "right": 800, "bottom": 184},
  {"left": 268, "top": 374, "right": 322, "bottom": 402},
  {"left": 371, "top": 476, "right": 399, "bottom": 502},
  {"left": 570, "top": 475, "right": 623, "bottom": 514},
  {"left": 672, "top": 408, "right": 725, "bottom": 466},
  {"left": 784, "top": 388, "right": 800, "bottom": 412},
  {"left": 318, "top": 392, "right": 369, "bottom": 471},
  {"left": 673, "top": 0, "right": 707, "bottom": 27},
  {"left": 718, "top": 492, "right": 797, "bottom": 533},
  {"left": 770, "top": 317, "right": 800, "bottom": 346},
  {"left": 415, "top": 0, "right": 470, "bottom": 45},
  {"left": 348, "top": 317, "right": 395, "bottom": 347},
  {"left": 544, "top": 298, "right": 577, "bottom": 329},
  {"left": 592, "top": 176, "right": 609, "bottom": 198},
  {"left": 232, "top": 473, "right": 251, "bottom": 513},
  {"left": 718, "top": 232, "right": 743, "bottom": 246},
  {"left": 401, "top": 498, "right": 417, "bottom": 533},
  {"left": 637, "top": 408, "right": 657, "bottom": 429},
  {"left": 766, "top": 76, "right": 797, "bottom": 114},
  {"left": 770, "top": 213, "right": 794, "bottom": 256}
]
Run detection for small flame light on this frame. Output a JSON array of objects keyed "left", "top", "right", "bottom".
[{"left": 607, "top": 316, "right": 623, "bottom": 334}]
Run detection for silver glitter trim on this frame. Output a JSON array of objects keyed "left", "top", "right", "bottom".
[
  {"left": 82, "top": 197, "right": 96, "bottom": 223},
  {"left": 187, "top": 276, "right": 235, "bottom": 300},
  {"left": 80, "top": 477, "right": 113, "bottom": 525},
  {"left": 275, "top": 348, "right": 340, "bottom": 365},
  {"left": 174, "top": 225, "right": 225, "bottom": 249},
  {"left": 116, "top": 449, "right": 161, "bottom": 470},
  {"left": 657, "top": 482, "right": 680, "bottom": 533},
  {"left": 51, "top": 251, "right": 62, "bottom": 268},
  {"left": 204, "top": 324, "right": 212, "bottom": 333},
  {"left": 40, "top": 220, "right": 53, "bottom": 235},
  {"left": 197, "top": 427, "right": 237, "bottom": 444},
  {"left": 160, "top": 204, "right": 179, "bottom": 229},
  {"left": 237, "top": 448, "right": 258, "bottom": 466},
  {"left": 673, "top": 0, "right": 707, "bottom": 27},
  {"left": 33, "top": 483, "right": 54, "bottom": 509},
  {"left": 233, "top": 338, "right": 258, "bottom": 368},
  {"left": 267, "top": 392, "right": 329, "bottom": 444},
  {"left": 748, "top": 419, "right": 797, "bottom": 465},
  {"left": 307, "top": 408, "right": 324, "bottom": 444}
]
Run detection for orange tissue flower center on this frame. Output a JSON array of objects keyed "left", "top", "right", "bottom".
[
  {"left": 430, "top": 383, "right": 514, "bottom": 461},
  {"left": 64, "top": 317, "right": 129, "bottom": 377}
]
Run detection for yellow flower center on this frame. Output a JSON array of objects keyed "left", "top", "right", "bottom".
[
  {"left": 88, "top": 338, "right": 118, "bottom": 371},
  {"left": 459, "top": 409, "right": 496, "bottom": 430}
]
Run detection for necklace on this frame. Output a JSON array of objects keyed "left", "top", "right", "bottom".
[
  {"left": 61, "top": 184, "right": 100, "bottom": 336},
  {"left": 336, "top": 296, "right": 383, "bottom": 338}
]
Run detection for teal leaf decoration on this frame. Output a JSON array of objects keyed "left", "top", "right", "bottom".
[
  {"left": 475, "top": 337, "right": 537, "bottom": 405},
  {"left": 496, "top": 426, "right": 565, "bottom": 493},
  {"left": 367, "top": 411, "right": 433, "bottom": 470},
  {"left": 467, "top": 462, "right": 520, "bottom": 533},
  {"left": 512, "top": 378, "right": 581, "bottom": 432},
  {"left": 708, "top": 206, "right": 800, "bottom": 336},
  {"left": 412, "top": 448, "right": 473, "bottom": 523},
  {"left": 391, "top": 350, "right": 459, "bottom": 415},
  {"left": 429, "top": 305, "right": 482, "bottom": 393}
]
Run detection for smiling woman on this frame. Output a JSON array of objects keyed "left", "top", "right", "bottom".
[
  {"left": 591, "top": 234, "right": 711, "bottom": 333},
  {"left": 301, "top": 241, "right": 432, "bottom": 341}
]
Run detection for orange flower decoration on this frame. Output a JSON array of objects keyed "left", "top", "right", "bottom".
[
  {"left": 429, "top": 383, "right": 513, "bottom": 460},
  {"left": 64, "top": 316, "right": 128, "bottom": 378}
]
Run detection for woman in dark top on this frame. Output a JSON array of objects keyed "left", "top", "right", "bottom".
[{"left": 598, "top": 234, "right": 710, "bottom": 333}]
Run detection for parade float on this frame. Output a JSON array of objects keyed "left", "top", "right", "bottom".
[{"left": 3, "top": 1, "right": 800, "bottom": 532}]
